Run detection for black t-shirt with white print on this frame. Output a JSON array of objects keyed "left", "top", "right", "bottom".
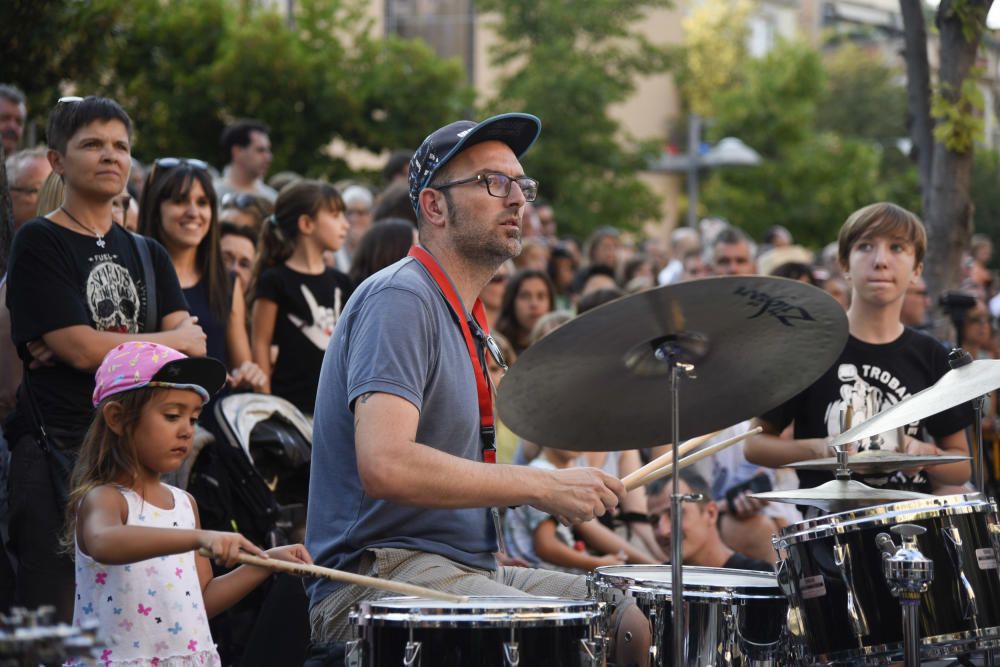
[
  {"left": 760, "top": 328, "right": 973, "bottom": 493},
  {"left": 255, "top": 264, "right": 351, "bottom": 414},
  {"left": 6, "top": 217, "right": 187, "bottom": 439}
]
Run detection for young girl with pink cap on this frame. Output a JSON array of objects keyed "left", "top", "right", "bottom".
[{"left": 63, "top": 341, "right": 311, "bottom": 666}]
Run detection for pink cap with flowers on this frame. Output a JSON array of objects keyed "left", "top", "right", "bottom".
[{"left": 92, "top": 341, "right": 227, "bottom": 407}]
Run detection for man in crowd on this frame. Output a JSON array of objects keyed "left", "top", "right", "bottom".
[
  {"left": 215, "top": 119, "right": 277, "bottom": 203},
  {"left": 711, "top": 226, "right": 757, "bottom": 276},
  {"left": 220, "top": 221, "right": 257, "bottom": 289},
  {"left": 7, "top": 147, "right": 51, "bottom": 229},
  {"left": 0, "top": 85, "right": 26, "bottom": 156},
  {"left": 306, "top": 113, "right": 625, "bottom": 651},
  {"left": 901, "top": 274, "right": 930, "bottom": 329},
  {"left": 658, "top": 226, "right": 700, "bottom": 285},
  {"left": 647, "top": 469, "right": 772, "bottom": 571},
  {"left": 334, "top": 185, "right": 374, "bottom": 272}
]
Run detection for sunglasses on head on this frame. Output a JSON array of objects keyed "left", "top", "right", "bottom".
[
  {"left": 57, "top": 96, "right": 84, "bottom": 105},
  {"left": 221, "top": 192, "right": 263, "bottom": 210},
  {"left": 153, "top": 157, "right": 209, "bottom": 171}
]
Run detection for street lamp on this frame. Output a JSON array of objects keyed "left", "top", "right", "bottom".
[{"left": 649, "top": 113, "right": 762, "bottom": 227}]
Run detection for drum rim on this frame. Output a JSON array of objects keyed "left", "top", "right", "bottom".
[
  {"left": 774, "top": 493, "right": 993, "bottom": 547},
  {"left": 351, "top": 596, "right": 599, "bottom": 628},
  {"left": 804, "top": 624, "right": 1000, "bottom": 663},
  {"left": 593, "top": 565, "right": 781, "bottom": 598}
]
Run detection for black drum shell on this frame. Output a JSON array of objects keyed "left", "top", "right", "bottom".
[
  {"left": 775, "top": 493, "right": 1000, "bottom": 662},
  {"left": 350, "top": 596, "right": 599, "bottom": 667}
]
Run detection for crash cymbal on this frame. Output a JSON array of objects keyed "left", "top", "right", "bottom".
[
  {"left": 784, "top": 450, "right": 970, "bottom": 475},
  {"left": 496, "top": 276, "right": 848, "bottom": 450},
  {"left": 830, "top": 359, "right": 1000, "bottom": 450},
  {"left": 752, "top": 479, "right": 930, "bottom": 512}
]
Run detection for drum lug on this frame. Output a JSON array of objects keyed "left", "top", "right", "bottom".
[
  {"left": 833, "top": 539, "right": 870, "bottom": 640},
  {"left": 403, "top": 640, "right": 422, "bottom": 667},
  {"left": 344, "top": 639, "right": 362, "bottom": 667},
  {"left": 579, "top": 637, "right": 604, "bottom": 667},
  {"left": 503, "top": 640, "right": 520, "bottom": 667},
  {"left": 945, "top": 522, "right": 981, "bottom": 623}
]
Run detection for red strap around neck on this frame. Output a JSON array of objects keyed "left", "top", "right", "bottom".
[{"left": 408, "top": 246, "right": 496, "bottom": 462}]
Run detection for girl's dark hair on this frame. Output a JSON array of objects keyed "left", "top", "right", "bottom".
[
  {"left": 61, "top": 388, "right": 161, "bottom": 553},
  {"left": 251, "top": 180, "right": 344, "bottom": 295},
  {"left": 138, "top": 163, "right": 230, "bottom": 323},
  {"left": 495, "top": 269, "right": 556, "bottom": 352},
  {"left": 47, "top": 96, "right": 133, "bottom": 155},
  {"left": 349, "top": 219, "right": 414, "bottom": 287}
]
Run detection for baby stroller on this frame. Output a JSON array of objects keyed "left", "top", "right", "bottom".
[{"left": 186, "top": 394, "right": 312, "bottom": 667}]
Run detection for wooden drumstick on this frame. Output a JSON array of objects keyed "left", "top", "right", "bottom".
[
  {"left": 198, "top": 548, "right": 469, "bottom": 603},
  {"left": 620, "top": 431, "right": 720, "bottom": 489},
  {"left": 625, "top": 427, "right": 763, "bottom": 491}
]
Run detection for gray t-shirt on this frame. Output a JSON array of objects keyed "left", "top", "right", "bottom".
[{"left": 305, "top": 256, "right": 498, "bottom": 609}]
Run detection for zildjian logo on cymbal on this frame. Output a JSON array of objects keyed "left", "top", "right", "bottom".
[{"left": 733, "top": 286, "right": 816, "bottom": 327}]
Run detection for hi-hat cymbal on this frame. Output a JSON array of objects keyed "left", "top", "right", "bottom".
[
  {"left": 784, "top": 450, "right": 970, "bottom": 475},
  {"left": 752, "top": 479, "right": 930, "bottom": 512},
  {"left": 830, "top": 359, "right": 1000, "bottom": 450},
  {"left": 496, "top": 276, "right": 848, "bottom": 451}
]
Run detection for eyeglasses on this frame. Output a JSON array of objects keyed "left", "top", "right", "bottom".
[
  {"left": 433, "top": 172, "right": 539, "bottom": 202},
  {"left": 154, "top": 157, "right": 209, "bottom": 171}
]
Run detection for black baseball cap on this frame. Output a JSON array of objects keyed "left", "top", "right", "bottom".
[{"left": 408, "top": 112, "right": 541, "bottom": 213}]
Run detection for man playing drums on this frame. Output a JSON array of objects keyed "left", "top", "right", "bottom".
[{"left": 305, "top": 114, "right": 626, "bottom": 649}]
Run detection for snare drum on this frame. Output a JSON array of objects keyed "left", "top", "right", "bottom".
[
  {"left": 774, "top": 493, "right": 1000, "bottom": 664},
  {"left": 347, "top": 596, "right": 602, "bottom": 667},
  {"left": 593, "top": 565, "right": 788, "bottom": 666}
]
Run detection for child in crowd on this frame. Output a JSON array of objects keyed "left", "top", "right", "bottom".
[
  {"left": 65, "top": 341, "right": 311, "bottom": 667},
  {"left": 250, "top": 181, "right": 352, "bottom": 415},
  {"left": 504, "top": 445, "right": 656, "bottom": 573}
]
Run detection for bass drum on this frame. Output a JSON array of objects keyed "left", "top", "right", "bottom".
[
  {"left": 593, "top": 565, "right": 788, "bottom": 666},
  {"left": 775, "top": 493, "right": 1000, "bottom": 664},
  {"left": 347, "top": 596, "right": 602, "bottom": 667}
]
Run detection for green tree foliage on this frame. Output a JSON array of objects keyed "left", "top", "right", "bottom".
[
  {"left": 699, "top": 41, "right": 917, "bottom": 247},
  {"left": 6, "top": 0, "right": 470, "bottom": 178},
  {"left": 475, "top": 0, "right": 673, "bottom": 237},
  {"left": 0, "top": 0, "right": 125, "bottom": 114}
]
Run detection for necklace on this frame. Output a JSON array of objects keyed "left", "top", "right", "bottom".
[{"left": 60, "top": 206, "right": 107, "bottom": 248}]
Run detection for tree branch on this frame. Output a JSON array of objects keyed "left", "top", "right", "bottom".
[{"left": 899, "top": 0, "right": 934, "bottom": 215}]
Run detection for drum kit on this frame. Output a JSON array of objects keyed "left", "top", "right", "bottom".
[{"left": 338, "top": 277, "right": 1000, "bottom": 666}]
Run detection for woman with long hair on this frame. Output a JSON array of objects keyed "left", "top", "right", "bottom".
[
  {"left": 494, "top": 269, "right": 555, "bottom": 354},
  {"left": 138, "top": 158, "right": 265, "bottom": 391}
]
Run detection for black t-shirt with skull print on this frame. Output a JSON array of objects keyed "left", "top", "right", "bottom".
[
  {"left": 760, "top": 328, "right": 974, "bottom": 493},
  {"left": 6, "top": 217, "right": 187, "bottom": 440}
]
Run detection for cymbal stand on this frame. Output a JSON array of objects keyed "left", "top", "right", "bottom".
[
  {"left": 948, "top": 348, "right": 987, "bottom": 493},
  {"left": 654, "top": 344, "right": 695, "bottom": 667},
  {"left": 876, "top": 525, "right": 933, "bottom": 667}
]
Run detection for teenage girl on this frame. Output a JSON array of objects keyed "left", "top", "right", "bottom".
[
  {"left": 250, "top": 180, "right": 351, "bottom": 414},
  {"left": 64, "top": 341, "right": 311, "bottom": 666}
]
